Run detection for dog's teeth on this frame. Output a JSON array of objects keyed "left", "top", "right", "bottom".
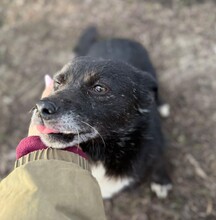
[{"left": 62, "top": 131, "right": 75, "bottom": 134}]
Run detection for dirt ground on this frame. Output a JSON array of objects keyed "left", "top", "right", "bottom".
[{"left": 0, "top": 0, "right": 216, "bottom": 219}]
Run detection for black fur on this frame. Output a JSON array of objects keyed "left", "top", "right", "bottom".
[{"left": 36, "top": 27, "right": 171, "bottom": 192}]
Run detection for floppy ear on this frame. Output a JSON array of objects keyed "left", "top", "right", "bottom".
[{"left": 136, "top": 71, "right": 158, "bottom": 110}]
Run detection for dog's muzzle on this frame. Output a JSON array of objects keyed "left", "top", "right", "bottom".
[{"left": 36, "top": 100, "right": 58, "bottom": 120}]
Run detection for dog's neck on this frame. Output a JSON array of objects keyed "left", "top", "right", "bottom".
[{"left": 80, "top": 116, "right": 152, "bottom": 178}]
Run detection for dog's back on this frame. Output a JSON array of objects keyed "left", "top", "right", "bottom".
[{"left": 74, "top": 27, "right": 157, "bottom": 78}]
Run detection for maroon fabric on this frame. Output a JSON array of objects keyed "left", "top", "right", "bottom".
[{"left": 16, "top": 136, "right": 88, "bottom": 160}]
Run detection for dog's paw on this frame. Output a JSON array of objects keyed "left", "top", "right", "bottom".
[
  {"left": 158, "top": 104, "right": 170, "bottom": 118},
  {"left": 150, "top": 182, "right": 172, "bottom": 199}
]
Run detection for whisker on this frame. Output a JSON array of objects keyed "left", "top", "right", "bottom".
[
  {"left": 80, "top": 121, "right": 106, "bottom": 148},
  {"left": 29, "top": 106, "right": 37, "bottom": 114},
  {"left": 75, "top": 127, "right": 80, "bottom": 150}
]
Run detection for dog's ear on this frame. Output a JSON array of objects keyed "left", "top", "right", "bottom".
[{"left": 135, "top": 71, "right": 158, "bottom": 110}]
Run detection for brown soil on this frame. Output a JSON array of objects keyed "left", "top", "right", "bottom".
[{"left": 0, "top": 0, "right": 216, "bottom": 219}]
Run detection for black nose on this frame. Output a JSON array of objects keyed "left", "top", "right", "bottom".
[{"left": 36, "top": 100, "right": 58, "bottom": 119}]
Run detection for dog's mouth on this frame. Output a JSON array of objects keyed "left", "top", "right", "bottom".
[
  {"left": 33, "top": 110, "right": 99, "bottom": 148},
  {"left": 37, "top": 125, "right": 77, "bottom": 142},
  {"left": 48, "top": 132, "right": 76, "bottom": 142},
  {"left": 36, "top": 123, "right": 99, "bottom": 149}
]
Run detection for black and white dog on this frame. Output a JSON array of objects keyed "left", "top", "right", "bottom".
[{"left": 33, "top": 27, "right": 172, "bottom": 199}]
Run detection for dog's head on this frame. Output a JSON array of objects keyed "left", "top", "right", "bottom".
[{"left": 32, "top": 57, "right": 157, "bottom": 149}]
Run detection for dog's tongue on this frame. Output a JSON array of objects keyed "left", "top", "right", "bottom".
[{"left": 37, "top": 125, "right": 59, "bottom": 134}]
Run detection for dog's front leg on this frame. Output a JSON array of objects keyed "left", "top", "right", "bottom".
[{"left": 150, "top": 157, "right": 172, "bottom": 199}]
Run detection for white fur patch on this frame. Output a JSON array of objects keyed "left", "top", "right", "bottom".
[
  {"left": 138, "top": 108, "right": 150, "bottom": 114},
  {"left": 91, "top": 163, "right": 133, "bottom": 199},
  {"left": 150, "top": 182, "right": 172, "bottom": 199},
  {"left": 158, "top": 104, "right": 170, "bottom": 118}
]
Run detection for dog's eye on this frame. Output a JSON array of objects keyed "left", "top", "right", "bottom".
[
  {"left": 53, "top": 74, "right": 66, "bottom": 90},
  {"left": 92, "top": 84, "right": 108, "bottom": 94},
  {"left": 54, "top": 80, "right": 61, "bottom": 90}
]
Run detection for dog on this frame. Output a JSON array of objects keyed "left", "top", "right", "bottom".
[{"left": 32, "top": 27, "right": 172, "bottom": 199}]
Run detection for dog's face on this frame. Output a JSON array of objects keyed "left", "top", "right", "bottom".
[{"left": 32, "top": 57, "right": 156, "bottom": 149}]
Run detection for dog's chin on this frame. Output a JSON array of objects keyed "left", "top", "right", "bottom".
[
  {"left": 40, "top": 133, "right": 78, "bottom": 149},
  {"left": 40, "top": 131, "right": 99, "bottom": 149}
]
